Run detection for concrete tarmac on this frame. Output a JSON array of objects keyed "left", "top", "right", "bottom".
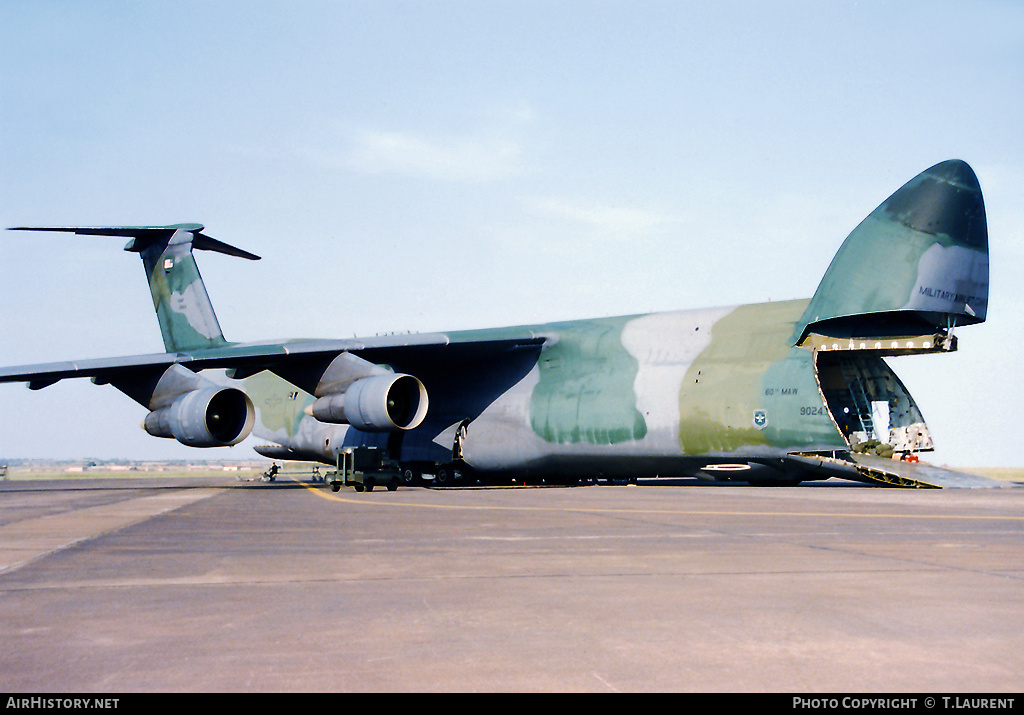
[{"left": 1, "top": 475, "right": 1022, "bottom": 693}]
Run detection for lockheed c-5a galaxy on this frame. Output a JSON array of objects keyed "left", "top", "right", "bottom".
[{"left": 2, "top": 160, "right": 995, "bottom": 489}]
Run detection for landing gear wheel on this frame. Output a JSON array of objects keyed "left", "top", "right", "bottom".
[
  {"left": 435, "top": 466, "right": 452, "bottom": 486},
  {"left": 402, "top": 467, "right": 420, "bottom": 485}
]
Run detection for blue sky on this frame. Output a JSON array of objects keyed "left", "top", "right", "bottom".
[{"left": 1, "top": 1, "right": 1022, "bottom": 466}]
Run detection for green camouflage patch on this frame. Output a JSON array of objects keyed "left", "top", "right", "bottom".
[{"left": 529, "top": 316, "right": 648, "bottom": 444}]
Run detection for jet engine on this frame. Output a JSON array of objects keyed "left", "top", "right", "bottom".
[
  {"left": 308, "top": 372, "right": 428, "bottom": 432},
  {"left": 144, "top": 386, "right": 255, "bottom": 447}
]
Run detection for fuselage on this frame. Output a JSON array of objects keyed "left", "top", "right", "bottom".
[
  {"left": 452, "top": 298, "right": 845, "bottom": 476},
  {"left": 244, "top": 296, "right": 930, "bottom": 479}
]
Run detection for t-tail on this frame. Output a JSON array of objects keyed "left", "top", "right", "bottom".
[
  {"left": 792, "top": 159, "right": 988, "bottom": 350},
  {"left": 8, "top": 224, "right": 260, "bottom": 352}
]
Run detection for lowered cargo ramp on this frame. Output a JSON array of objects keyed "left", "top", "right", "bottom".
[
  {"left": 790, "top": 451, "right": 1012, "bottom": 489},
  {"left": 849, "top": 453, "right": 1011, "bottom": 489}
]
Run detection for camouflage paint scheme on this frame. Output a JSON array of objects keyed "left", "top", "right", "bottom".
[
  {"left": 437, "top": 300, "right": 838, "bottom": 476},
  {"left": 1, "top": 160, "right": 993, "bottom": 486}
]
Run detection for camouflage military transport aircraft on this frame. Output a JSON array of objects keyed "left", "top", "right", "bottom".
[{"left": 1, "top": 160, "right": 996, "bottom": 488}]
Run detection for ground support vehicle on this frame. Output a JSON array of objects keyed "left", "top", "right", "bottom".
[{"left": 329, "top": 446, "right": 402, "bottom": 492}]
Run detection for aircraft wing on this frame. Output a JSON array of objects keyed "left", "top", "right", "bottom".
[{"left": 0, "top": 333, "right": 550, "bottom": 390}]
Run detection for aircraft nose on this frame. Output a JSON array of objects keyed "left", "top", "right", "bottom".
[{"left": 879, "top": 159, "right": 987, "bottom": 250}]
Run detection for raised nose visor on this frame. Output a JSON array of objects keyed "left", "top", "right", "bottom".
[{"left": 793, "top": 159, "right": 988, "bottom": 348}]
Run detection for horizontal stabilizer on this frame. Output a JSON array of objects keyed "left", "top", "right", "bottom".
[{"left": 8, "top": 225, "right": 261, "bottom": 261}]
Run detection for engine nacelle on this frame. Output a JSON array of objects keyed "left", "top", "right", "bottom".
[
  {"left": 309, "top": 373, "right": 428, "bottom": 432},
  {"left": 144, "top": 386, "right": 255, "bottom": 447}
]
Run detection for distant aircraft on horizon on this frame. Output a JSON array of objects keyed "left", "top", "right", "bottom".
[{"left": 1, "top": 160, "right": 999, "bottom": 489}]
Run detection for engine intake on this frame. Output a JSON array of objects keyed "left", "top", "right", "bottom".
[
  {"left": 144, "top": 386, "right": 255, "bottom": 447},
  {"left": 309, "top": 373, "right": 428, "bottom": 432}
]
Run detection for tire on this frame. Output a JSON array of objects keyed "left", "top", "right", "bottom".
[{"left": 402, "top": 467, "right": 420, "bottom": 485}]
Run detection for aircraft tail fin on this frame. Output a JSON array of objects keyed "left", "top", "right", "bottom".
[
  {"left": 792, "top": 159, "right": 988, "bottom": 346},
  {"left": 8, "top": 224, "right": 260, "bottom": 353}
]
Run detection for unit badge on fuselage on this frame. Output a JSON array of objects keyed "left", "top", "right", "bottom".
[{"left": 753, "top": 409, "right": 768, "bottom": 430}]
